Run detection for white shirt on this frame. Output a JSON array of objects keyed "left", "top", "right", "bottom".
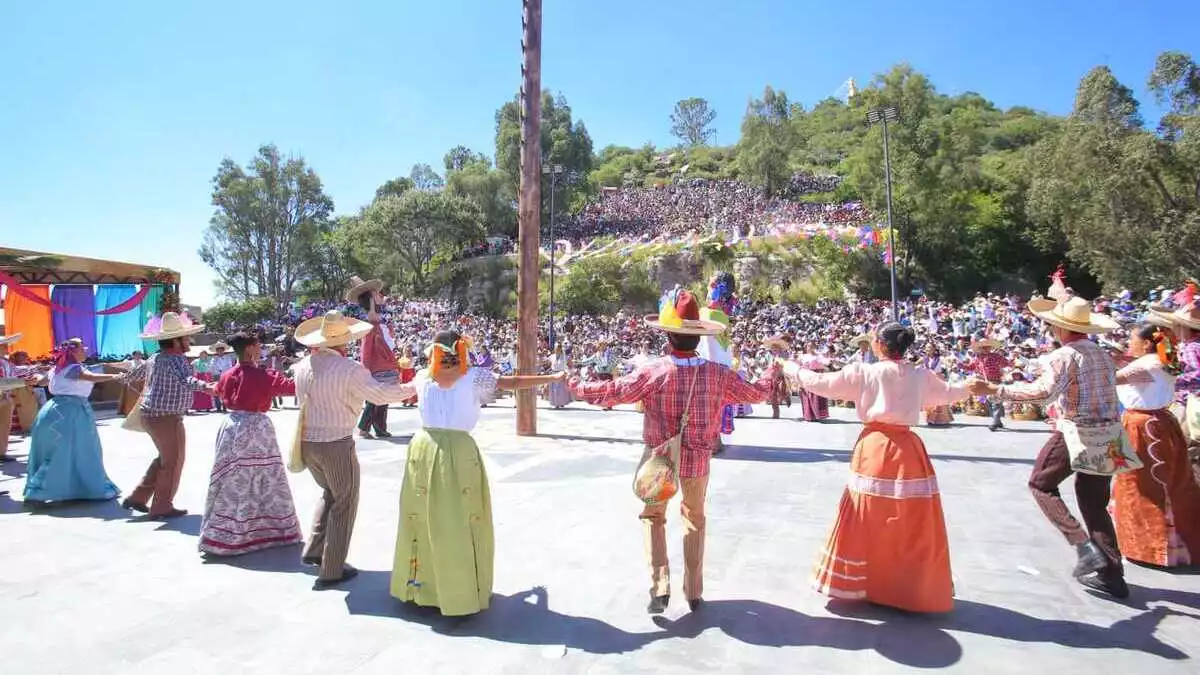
[
  {"left": 415, "top": 368, "right": 498, "bottom": 432},
  {"left": 293, "top": 348, "right": 417, "bottom": 442},
  {"left": 48, "top": 364, "right": 95, "bottom": 398},
  {"left": 1117, "top": 354, "right": 1176, "bottom": 411}
]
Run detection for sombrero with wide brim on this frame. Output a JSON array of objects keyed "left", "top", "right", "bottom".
[
  {"left": 140, "top": 312, "right": 205, "bottom": 340},
  {"left": 762, "top": 335, "right": 790, "bottom": 351},
  {"left": 1149, "top": 302, "right": 1200, "bottom": 331},
  {"left": 971, "top": 337, "right": 1001, "bottom": 351},
  {"left": 0, "top": 377, "right": 29, "bottom": 392},
  {"left": 343, "top": 275, "right": 384, "bottom": 303},
  {"left": 849, "top": 334, "right": 872, "bottom": 346},
  {"left": 185, "top": 345, "right": 211, "bottom": 359},
  {"left": 0, "top": 333, "right": 22, "bottom": 346},
  {"left": 1028, "top": 297, "right": 1118, "bottom": 334},
  {"left": 642, "top": 314, "right": 725, "bottom": 336},
  {"left": 295, "top": 310, "right": 373, "bottom": 348}
]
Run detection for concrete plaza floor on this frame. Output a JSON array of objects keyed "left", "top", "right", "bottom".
[{"left": 1, "top": 399, "right": 1197, "bottom": 674}]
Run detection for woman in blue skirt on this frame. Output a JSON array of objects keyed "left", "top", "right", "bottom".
[{"left": 24, "top": 339, "right": 126, "bottom": 505}]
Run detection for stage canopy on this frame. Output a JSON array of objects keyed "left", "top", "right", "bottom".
[{"left": 0, "top": 247, "right": 180, "bottom": 359}]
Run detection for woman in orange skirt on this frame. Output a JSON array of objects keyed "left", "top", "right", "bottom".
[
  {"left": 1113, "top": 323, "right": 1200, "bottom": 566},
  {"left": 782, "top": 323, "right": 970, "bottom": 613}
]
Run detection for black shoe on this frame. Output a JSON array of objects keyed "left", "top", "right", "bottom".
[
  {"left": 376, "top": 431, "right": 392, "bottom": 438},
  {"left": 647, "top": 594, "right": 670, "bottom": 615},
  {"left": 688, "top": 597, "right": 704, "bottom": 612},
  {"left": 1073, "top": 541, "right": 1108, "bottom": 578},
  {"left": 121, "top": 498, "right": 150, "bottom": 514},
  {"left": 301, "top": 556, "right": 322, "bottom": 567},
  {"left": 1078, "top": 573, "right": 1130, "bottom": 599},
  {"left": 0, "top": 455, "right": 15, "bottom": 463},
  {"left": 313, "top": 565, "right": 359, "bottom": 590}
]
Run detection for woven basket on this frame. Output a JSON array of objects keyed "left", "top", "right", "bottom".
[{"left": 1011, "top": 404, "right": 1042, "bottom": 422}]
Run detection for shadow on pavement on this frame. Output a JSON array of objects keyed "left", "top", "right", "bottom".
[
  {"left": 10, "top": 496, "right": 134, "bottom": 521},
  {"left": 346, "top": 579, "right": 662, "bottom": 654},
  {"left": 538, "top": 432, "right": 642, "bottom": 446},
  {"left": 653, "top": 598, "right": 963, "bottom": 669},
  {"left": 202, "top": 542, "right": 310, "bottom": 574},
  {"left": 148, "top": 513, "right": 203, "bottom": 535},
  {"left": 828, "top": 597, "right": 1191, "bottom": 660}
]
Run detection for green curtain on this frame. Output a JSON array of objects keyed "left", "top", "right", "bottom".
[{"left": 139, "top": 285, "right": 165, "bottom": 355}]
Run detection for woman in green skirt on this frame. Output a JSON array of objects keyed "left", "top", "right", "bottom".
[{"left": 390, "top": 330, "right": 564, "bottom": 616}]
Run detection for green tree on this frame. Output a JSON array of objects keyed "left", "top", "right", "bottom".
[
  {"left": 495, "top": 90, "right": 594, "bottom": 194},
  {"left": 445, "top": 161, "right": 517, "bottom": 237},
  {"left": 355, "top": 191, "right": 485, "bottom": 293},
  {"left": 444, "top": 145, "right": 489, "bottom": 173},
  {"left": 670, "top": 97, "right": 718, "bottom": 147},
  {"left": 202, "top": 297, "right": 278, "bottom": 331},
  {"left": 409, "top": 163, "right": 445, "bottom": 191},
  {"left": 199, "top": 144, "right": 333, "bottom": 307},
  {"left": 375, "top": 177, "right": 414, "bottom": 201},
  {"left": 735, "top": 86, "right": 796, "bottom": 194}
]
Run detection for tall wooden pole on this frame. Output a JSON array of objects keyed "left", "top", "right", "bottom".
[{"left": 516, "top": 0, "right": 542, "bottom": 436}]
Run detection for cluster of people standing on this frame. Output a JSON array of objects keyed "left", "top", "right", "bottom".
[{"left": 3, "top": 272, "right": 1200, "bottom": 621}]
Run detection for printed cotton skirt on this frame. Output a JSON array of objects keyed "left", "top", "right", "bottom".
[
  {"left": 812, "top": 423, "right": 953, "bottom": 613},
  {"left": 391, "top": 428, "right": 494, "bottom": 616},
  {"left": 199, "top": 411, "right": 302, "bottom": 555}
]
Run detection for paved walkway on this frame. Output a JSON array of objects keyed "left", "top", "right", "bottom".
[{"left": 1, "top": 401, "right": 1197, "bottom": 674}]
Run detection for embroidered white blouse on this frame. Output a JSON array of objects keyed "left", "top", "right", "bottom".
[
  {"left": 48, "top": 364, "right": 95, "bottom": 398},
  {"left": 1117, "top": 354, "right": 1176, "bottom": 411},
  {"left": 415, "top": 367, "right": 499, "bottom": 432}
]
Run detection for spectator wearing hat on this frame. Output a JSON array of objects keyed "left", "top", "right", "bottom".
[
  {"left": 345, "top": 276, "right": 400, "bottom": 439},
  {"left": 969, "top": 337, "right": 1008, "bottom": 431},
  {"left": 207, "top": 342, "right": 235, "bottom": 412}
]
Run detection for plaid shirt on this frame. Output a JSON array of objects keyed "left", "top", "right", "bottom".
[
  {"left": 1174, "top": 339, "right": 1200, "bottom": 404},
  {"left": 971, "top": 352, "right": 1008, "bottom": 383},
  {"left": 127, "top": 352, "right": 209, "bottom": 416},
  {"left": 999, "top": 338, "right": 1118, "bottom": 424},
  {"left": 570, "top": 355, "right": 775, "bottom": 478}
]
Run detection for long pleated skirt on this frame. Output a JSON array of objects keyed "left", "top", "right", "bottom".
[
  {"left": 23, "top": 396, "right": 120, "bottom": 503},
  {"left": 811, "top": 423, "right": 953, "bottom": 613},
  {"left": 199, "top": 412, "right": 303, "bottom": 555},
  {"left": 799, "top": 390, "right": 830, "bottom": 421},
  {"left": 391, "top": 428, "right": 494, "bottom": 616},
  {"left": 1112, "top": 409, "right": 1200, "bottom": 566}
]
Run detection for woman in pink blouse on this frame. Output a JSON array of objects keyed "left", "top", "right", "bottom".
[{"left": 782, "top": 322, "right": 970, "bottom": 613}]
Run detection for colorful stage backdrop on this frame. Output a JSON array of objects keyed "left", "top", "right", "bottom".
[{"left": 2, "top": 282, "right": 165, "bottom": 359}]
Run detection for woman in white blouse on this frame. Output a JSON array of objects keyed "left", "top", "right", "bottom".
[
  {"left": 389, "top": 330, "right": 564, "bottom": 616},
  {"left": 1112, "top": 323, "right": 1200, "bottom": 567}
]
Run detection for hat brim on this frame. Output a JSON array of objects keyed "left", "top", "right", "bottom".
[
  {"left": 343, "top": 279, "right": 384, "bottom": 303},
  {"left": 971, "top": 339, "right": 1001, "bottom": 350},
  {"left": 642, "top": 315, "right": 725, "bottom": 336},
  {"left": 850, "top": 334, "right": 872, "bottom": 346},
  {"left": 295, "top": 316, "right": 373, "bottom": 348},
  {"left": 0, "top": 333, "right": 23, "bottom": 346},
  {"left": 1149, "top": 304, "right": 1200, "bottom": 331},
  {"left": 1028, "top": 299, "right": 1118, "bottom": 334},
  {"left": 762, "top": 337, "right": 790, "bottom": 350},
  {"left": 139, "top": 324, "right": 206, "bottom": 340}
]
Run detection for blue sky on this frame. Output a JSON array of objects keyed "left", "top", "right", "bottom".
[{"left": 1, "top": 1, "right": 1195, "bottom": 308}]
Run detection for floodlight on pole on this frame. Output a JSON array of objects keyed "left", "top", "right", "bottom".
[
  {"left": 543, "top": 164, "right": 565, "bottom": 349},
  {"left": 866, "top": 105, "right": 900, "bottom": 321}
]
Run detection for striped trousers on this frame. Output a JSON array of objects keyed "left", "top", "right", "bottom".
[
  {"left": 640, "top": 474, "right": 709, "bottom": 600},
  {"left": 301, "top": 437, "right": 360, "bottom": 581}
]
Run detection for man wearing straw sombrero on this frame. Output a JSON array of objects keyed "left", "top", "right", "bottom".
[
  {"left": 1149, "top": 295, "right": 1200, "bottom": 463},
  {"left": 290, "top": 310, "right": 418, "bottom": 590},
  {"left": 970, "top": 296, "right": 1130, "bottom": 598},
  {"left": 968, "top": 336, "right": 1008, "bottom": 432},
  {"left": 123, "top": 312, "right": 213, "bottom": 519},
  {"left": 569, "top": 288, "right": 780, "bottom": 615},
  {"left": 345, "top": 275, "right": 400, "bottom": 439}
]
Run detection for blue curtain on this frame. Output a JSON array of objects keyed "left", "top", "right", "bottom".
[
  {"left": 94, "top": 285, "right": 144, "bottom": 358},
  {"left": 51, "top": 285, "right": 99, "bottom": 357},
  {"left": 139, "top": 285, "right": 164, "bottom": 355}
]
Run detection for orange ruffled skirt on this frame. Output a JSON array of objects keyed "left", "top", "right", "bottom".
[
  {"left": 1112, "top": 409, "right": 1200, "bottom": 567},
  {"left": 812, "top": 422, "right": 953, "bottom": 613}
]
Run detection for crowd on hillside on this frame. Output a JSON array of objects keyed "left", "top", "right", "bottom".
[{"left": 455, "top": 174, "right": 866, "bottom": 261}]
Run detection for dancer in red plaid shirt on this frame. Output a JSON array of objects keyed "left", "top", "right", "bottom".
[
  {"left": 570, "top": 289, "right": 779, "bottom": 615},
  {"left": 969, "top": 337, "right": 1009, "bottom": 431}
]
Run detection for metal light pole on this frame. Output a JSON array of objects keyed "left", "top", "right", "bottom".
[
  {"left": 866, "top": 105, "right": 900, "bottom": 321},
  {"left": 543, "top": 164, "right": 564, "bottom": 350}
]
